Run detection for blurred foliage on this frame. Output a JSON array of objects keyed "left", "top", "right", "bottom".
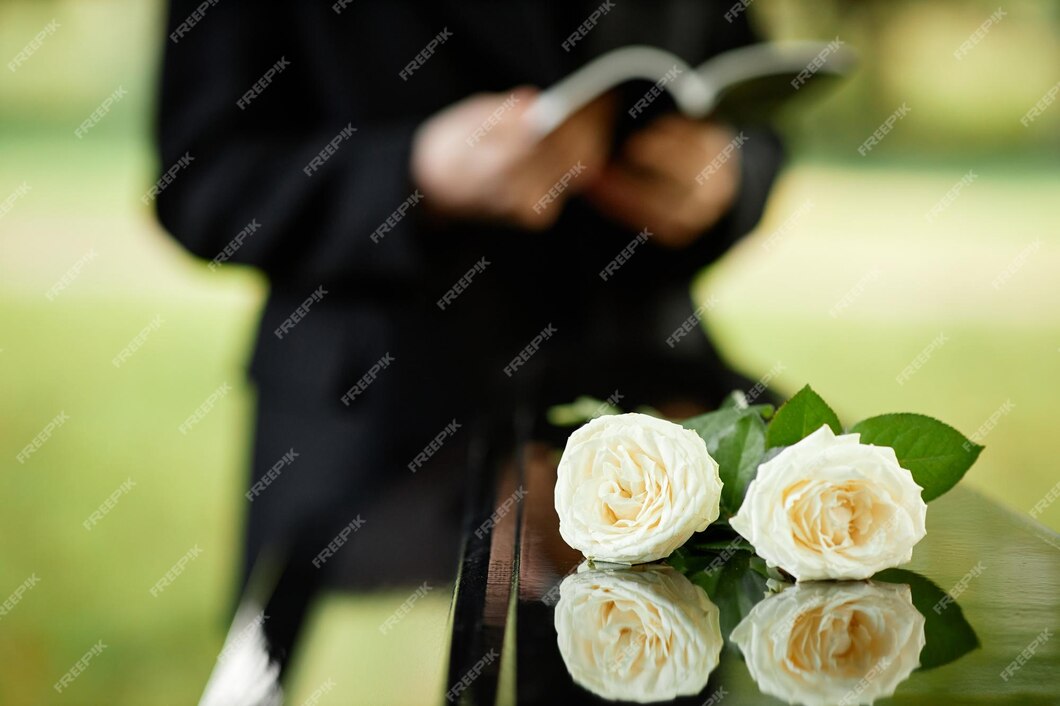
[
  {"left": 0, "top": 1, "right": 1056, "bottom": 704},
  {"left": 757, "top": 0, "right": 1060, "bottom": 159},
  {"left": 1, "top": 0, "right": 1058, "bottom": 159}
]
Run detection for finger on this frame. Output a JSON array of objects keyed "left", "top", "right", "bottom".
[
  {"left": 654, "top": 115, "right": 737, "bottom": 154},
  {"left": 504, "top": 91, "right": 617, "bottom": 224},
  {"left": 507, "top": 124, "right": 605, "bottom": 212},
  {"left": 586, "top": 166, "right": 689, "bottom": 239},
  {"left": 543, "top": 91, "right": 615, "bottom": 158},
  {"left": 621, "top": 125, "right": 707, "bottom": 189}
]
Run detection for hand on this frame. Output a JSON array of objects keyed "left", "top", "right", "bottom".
[
  {"left": 587, "top": 116, "right": 741, "bottom": 248},
  {"left": 411, "top": 88, "right": 615, "bottom": 230}
]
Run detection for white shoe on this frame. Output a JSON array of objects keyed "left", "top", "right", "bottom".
[{"left": 198, "top": 602, "right": 284, "bottom": 706}]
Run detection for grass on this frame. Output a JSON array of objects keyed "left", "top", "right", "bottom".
[
  {"left": 0, "top": 131, "right": 1056, "bottom": 704},
  {"left": 698, "top": 162, "right": 1060, "bottom": 528}
]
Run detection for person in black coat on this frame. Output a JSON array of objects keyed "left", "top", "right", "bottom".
[{"left": 153, "top": 1, "right": 783, "bottom": 700}]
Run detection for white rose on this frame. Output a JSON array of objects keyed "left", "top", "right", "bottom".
[
  {"left": 555, "top": 413, "right": 722, "bottom": 564},
  {"left": 730, "top": 425, "right": 927, "bottom": 581},
  {"left": 554, "top": 564, "right": 723, "bottom": 703},
  {"left": 730, "top": 581, "right": 925, "bottom": 706}
]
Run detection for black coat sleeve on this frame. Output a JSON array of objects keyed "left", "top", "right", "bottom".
[{"left": 153, "top": 1, "right": 426, "bottom": 289}]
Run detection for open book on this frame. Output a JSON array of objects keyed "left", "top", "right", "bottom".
[{"left": 525, "top": 40, "right": 855, "bottom": 137}]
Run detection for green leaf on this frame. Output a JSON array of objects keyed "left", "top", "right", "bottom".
[
  {"left": 686, "top": 538, "right": 755, "bottom": 553},
  {"left": 682, "top": 405, "right": 769, "bottom": 445},
  {"left": 876, "top": 568, "right": 980, "bottom": 670},
  {"left": 684, "top": 552, "right": 771, "bottom": 647},
  {"left": 849, "top": 413, "right": 983, "bottom": 502},
  {"left": 545, "top": 396, "right": 622, "bottom": 427},
  {"left": 765, "top": 385, "right": 843, "bottom": 448},
  {"left": 713, "top": 414, "right": 766, "bottom": 517},
  {"left": 683, "top": 406, "right": 769, "bottom": 517},
  {"left": 667, "top": 546, "right": 724, "bottom": 576}
]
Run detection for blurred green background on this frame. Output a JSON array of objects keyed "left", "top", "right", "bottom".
[{"left": 0, "top": 1, "right": 1057, "bottom": 704}]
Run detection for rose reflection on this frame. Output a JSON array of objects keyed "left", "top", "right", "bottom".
[
  {"left": 553, "top": 563, "right": 723, "bottom": 703},
  {"left": 730, "top": 581, "right": 926, "bottom": 706}
]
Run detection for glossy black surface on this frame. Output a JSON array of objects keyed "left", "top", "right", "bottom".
[{"left": 447, "top": 444, "right": 1060, "bottom": 705}]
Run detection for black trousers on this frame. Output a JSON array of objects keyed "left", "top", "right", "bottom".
[
  {"left": 237, "top": 386, "right": 474, "bottom": 673},
  {"left": 232, "top": 280, "right": 772, "bottom": 674}
]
